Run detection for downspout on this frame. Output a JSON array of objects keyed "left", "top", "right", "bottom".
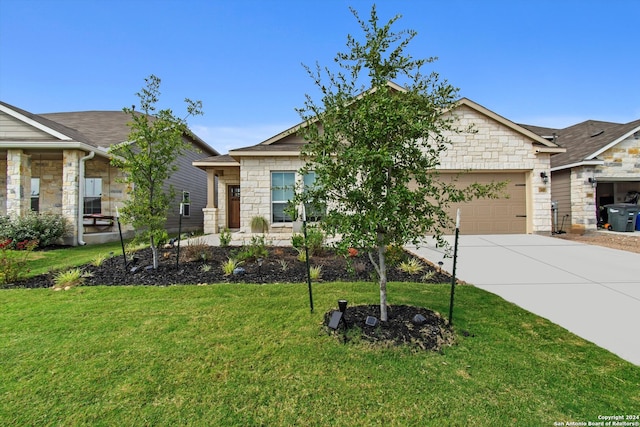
[{"left": 77, "top": 151, "right": 95, "bottom": 246}]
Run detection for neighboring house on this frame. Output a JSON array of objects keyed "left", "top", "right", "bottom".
[
  {"left": 523, "top": 119, "right": 640, "bottom": 233},
  {"left": 194, "top": 91, "right": 564, "bottom": 236},
  {"left": 0, "top": 101, "right": 218, "bottom": 245}
]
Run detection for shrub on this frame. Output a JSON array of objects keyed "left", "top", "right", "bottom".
[
  {"left": 250, "top": 216, "right": 269, "bottom": 233},
  {"left": 91, "top": 253, "right": 110, "bottom": 267},
  {"left": 398, "top": 258, "right": 424, "bottom": 274},
  {"left": 291, "top": 227, "right": 325, "bottom": 256},
  {"left": 179, "top": 237, "right": 209, "bottom": 263},
  {"left": 0, "top": 212, "right": 67, "bottom": 249},
  {"left": 291, "top": 234, "right": 304, "bottom": 249},
  {"left": 385, "top": 244, "right": 408, "bottom": 267},
  {"left": 237, "top": 235, "right": 268, "bottom": 262},
  {"left": 0, "top": 239, "right": 37, "bottom": 287},
  {"left": 222, "top": 258, "right": 242, "bottom": 276},
  {"left": 309, "top": 265, "right": 322, "bottom": 281},
  {"left": 53, "top": 268, "right": 84, "bottom": 290},
  {"left": 219, "top": 228, "right": 232, "bottom": 247}
]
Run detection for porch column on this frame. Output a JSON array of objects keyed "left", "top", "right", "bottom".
[
  {"left": 202, "top": 169, "right": 218, "bottom": 234},
  {"left": 62, "top": 150, "right": 82, "bottom": 244},
  {"left": 570, "top": 167, "right": 597, "bottom": 233},
  {"left": 6, "top": 149, "right": 31, "bottom": 217}
]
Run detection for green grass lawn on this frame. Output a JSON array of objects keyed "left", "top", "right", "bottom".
[
  {"left": 1, "top": 282, "right": 638, "bottom": 426},
  {"left": 23, "top": 241, "right": 128, "bottom": 278}
]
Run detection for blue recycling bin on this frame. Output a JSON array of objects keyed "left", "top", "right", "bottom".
[{"left": 637, "top": 212, "right": 640, "bottom": 231}]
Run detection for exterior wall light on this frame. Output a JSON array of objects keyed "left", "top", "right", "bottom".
[
  {"left": 588, "top": 177, "right": 597, "bottom": 188},
  {"left": 540, "top": 172, "right": 549, "bottom": 184}
]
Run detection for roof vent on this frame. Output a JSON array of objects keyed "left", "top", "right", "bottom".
[{"left": 590, "top": 130, "right": 604, "bottom": 137}]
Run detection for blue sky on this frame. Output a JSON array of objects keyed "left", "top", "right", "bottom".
[{"left": 1, "top": 0, "right": 638, "bottom": 154}]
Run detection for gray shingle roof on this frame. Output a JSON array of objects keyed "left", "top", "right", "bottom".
[{"left": 522, "top": 119, "right": 640, "bottom": 168}]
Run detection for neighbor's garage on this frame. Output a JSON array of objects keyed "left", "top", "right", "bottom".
[{"left": 439, "top": 172, "right": 527, "bottom": 234}]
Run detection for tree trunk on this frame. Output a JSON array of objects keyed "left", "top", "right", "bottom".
[
  {"left": 150, "top": 234, "right": 159, "bottom": 269},
  {"left": 377, "top": 235, "right": 388, "bottom": 322}
]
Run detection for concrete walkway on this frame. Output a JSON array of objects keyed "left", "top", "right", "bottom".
[{"left": 406, "top": 234, "right": 640, "bottom": 366}]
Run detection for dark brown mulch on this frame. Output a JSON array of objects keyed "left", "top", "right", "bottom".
[
  {"left": 12, "top": 245, "right": 457, "bottom": 351},
  {"left": 323, "top": 304, "right": 455, "bottom": 352},
  {"left": 12, "top": 245, "right": 452, "bottom": 289}
]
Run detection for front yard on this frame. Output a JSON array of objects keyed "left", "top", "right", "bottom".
[{"left": 1, "top": 282, "right": 637, "bottom": 425}]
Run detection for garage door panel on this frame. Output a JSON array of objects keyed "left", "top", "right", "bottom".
[{"left": 441, "top": 173, "right": 526, "bottom": 234}]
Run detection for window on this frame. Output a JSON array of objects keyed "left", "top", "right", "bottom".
[
  {"left": 84, "top": 178, "right": 102, "bottom": 215},
  {"left": 31, "top": 178, "right": 40, "bottom": 212},
  {"left": 271, "top": 172, "right": 295, "bottom": 222},
  {"left": 303, "top": 172, "right": 325, "bottom": 221},
  {"left": 181, "top": 191, "right": 191, "bottom": 217}
]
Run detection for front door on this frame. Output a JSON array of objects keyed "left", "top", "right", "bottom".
[{"left": 228, "top": 185, "right": 240, "bottom": 229}]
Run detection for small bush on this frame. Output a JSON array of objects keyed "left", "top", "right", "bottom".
[
  {"left": 53, "top": 268, "right": 84, "bottom": 290},
  {"left": 385, "top": 244, "right": 408, "bottom": 267},
  {"left": 250, "top": 216, "right": 269, "bottom": 233},
  {"left": 237, "top": 235, "right": 268, "bottom": 262},
  {"left": 91, "top": 253, "right": 110, "bottom": 267},
  {"left": 278, "top": 259, "right": 289, "bottom": 272},
  {"left": 0, "top": 212, "right": 67, "bottom": 249},
  {"left": 291, "top": 234, "right": 304, "bottom": 249},
  {"left": 398, "top": 258, "right": 424, "bottom": 274},
  {"left": 291, "top": 227, "right": 324, "bottom": 255},
  {"left": 219, "top": 228, "right": 232, "bottom": 247},
  {"left": 309, "top": 265, "right": 322, "bottom": 281},
  {"left": 180, "top": 237, "right": 209, "bottom": 263},
  {"left": 0, "top": 239, "right": 37, "bottom": 287},
  {"left": 222, "top": 258, "right": 242, "bottom": 276}
]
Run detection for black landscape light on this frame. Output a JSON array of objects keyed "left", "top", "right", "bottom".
[
  {"left": 365, "top": 316, "right": 378, "bottom": 327},
  {"left": 338, "top": 299, "right": 348, "bottom": 313}
]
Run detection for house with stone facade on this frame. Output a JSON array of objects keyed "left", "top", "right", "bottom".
[
  {"left": 0, "top": 101, "right": 218, "bottom": 245},
  {"left": 524, "top": 119, "right": 640, "bottom": 233},
  {"left": 194, "top": 92, "right": 564, "bottom": 236}
]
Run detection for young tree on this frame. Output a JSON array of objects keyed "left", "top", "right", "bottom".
[
  {"left": 110, "top": 75, "right": 203, "bottom": 269},
  {"left": 295, "top": 6, "right": 505, "bottom": 321}
]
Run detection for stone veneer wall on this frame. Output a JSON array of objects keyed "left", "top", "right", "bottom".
[
  {"left": 0, "top": 159, "right": 6, "bottom": 215},
  {"left": 596, "top": 133, "right": 640, "bottom": 180},
  {"left": 32, "top": 159, "right": 63, "bottom": 214},
  {"left": 570, "top": 166, "right": 597, "bottom": 233},
  {"left": 239, "top": 156, "right": 306, "bottom": 233},
  {"left": 6, "top": 149, "right": 32, "bottom": 217},
  {"left": 439, "top": 105, "right": 553, "bottom": 233},
  {"left": 62, "top": 150, "right": 82, "bottom": 241}
]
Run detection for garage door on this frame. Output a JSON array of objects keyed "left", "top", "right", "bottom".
[{"left": 439, "top": 172, "right": 527, "bottom": 234}]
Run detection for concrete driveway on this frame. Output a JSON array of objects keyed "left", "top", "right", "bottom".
[{"left": 406, "top": 234, "right": 640, "bottom": 366}]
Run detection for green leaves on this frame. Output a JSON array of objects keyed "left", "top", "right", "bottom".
[{"left": 108, "top": 75, "right": 203, "bottom": 268}]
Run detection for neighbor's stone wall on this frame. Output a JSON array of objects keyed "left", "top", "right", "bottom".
[
  {"left": 0, "top": 158, "right": 6, "bottom": 215},
  {"left": 439, "top": 105, "right": 553, "bottom": 234},
  {"left": 240, "top": 156, "right": 306, "bottom": 233},
  {"left": 32, "top": 159, "right": 63, "bottom": 214},
  {"left": 570, "top": 166, "right": 598, "bottom": 233},
  {"left": 62, "top": 150, "right": 82, "bottom": 242},
  {"left": 6, "top": 149, "right": 31, "bottom": 217},
  {"left": 595, "top": 133, "right": 640, "bottom": 180}
]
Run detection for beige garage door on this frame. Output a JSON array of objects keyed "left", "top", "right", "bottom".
[{"left": 439, "top": 172, "right": 527, "bottom": 234}]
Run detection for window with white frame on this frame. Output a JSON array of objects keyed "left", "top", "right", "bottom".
[
  {"left": 271, "top": 172, "right": 295, "bottom": 222},
  {"left": 84, "top": 178, "right": 102, "bottom": 214},
  {"left": 31, "top": 178, "right": 40, "bottom": 212}
]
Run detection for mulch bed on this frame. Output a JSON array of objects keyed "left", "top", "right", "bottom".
[
  {"left": 13, "top": 245, "right": 451, "bottom": 289},
  {"left": 12, "top": 244, "right": 456, "bottom": 352}
]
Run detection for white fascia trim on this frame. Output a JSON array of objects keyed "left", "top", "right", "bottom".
[
  {"left": 228, "top": 150, "right": 301, "bottom": 157},
  {"left": 0, "top": 104, "right": 73, "bottom": 140},
  {"left": 0, "top": 141, "right": 111, "bottom": 157},
  {"left": 192, "top": 161, "right": 239, "bottom": 167},
  {"left": 550, "top": 160, "right": 603, "bottom": 172},
  {"left": 587, "top": 125, "right": 640, "bottom": 159}
]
